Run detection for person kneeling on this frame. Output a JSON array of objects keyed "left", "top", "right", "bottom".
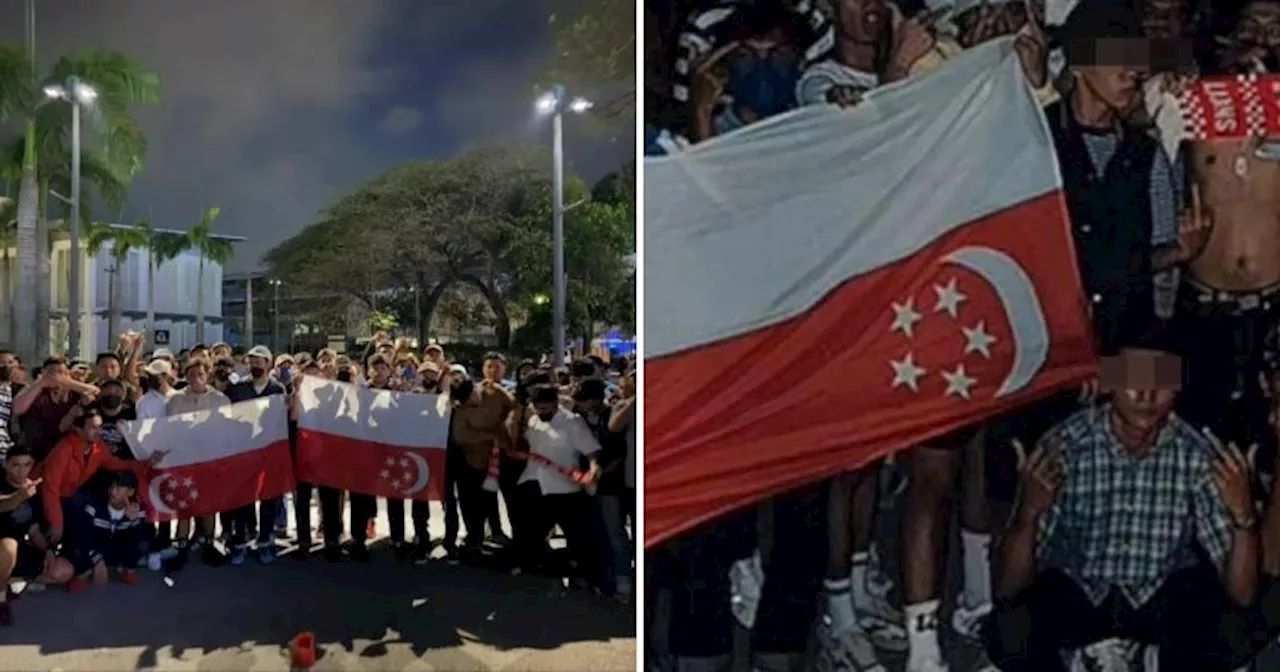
[
  {"left": 82, "top": 471, "right": 146, "bottom": 585},
  {"left": 1, "top": 446, "right": 75, "bottom": 625},
  {"left": 985, "top": 339, "right": 1261, "bottom": 672}
]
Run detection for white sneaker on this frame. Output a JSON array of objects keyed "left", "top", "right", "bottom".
[
  {"left": 146, "top": 552, "right": 163, "bottom": 571},
  {"left": 905, "top": 656, "right": 949, "bottom": 672},
  {"left": 814, "top": 620, "right": 888, "bottom": 672},
  {"left": 950, "top": 594, "right": 992, "bottom": 641},
  {"left": 865, "top": 546, "right": 896, "bottom": 599},
  {"left": 855, "top": 594, "right": 907, "bottom": 652},
  {"left": 1067, "top": 638, "right": 1143, "bottom": 672}
]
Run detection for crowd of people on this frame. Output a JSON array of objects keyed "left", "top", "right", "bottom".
[
  {"left": 646, "top": 0, "right": 1280, "bottom": 671},
  {"left": 0, "top": 331, "right": 637, "bottom": 627}
]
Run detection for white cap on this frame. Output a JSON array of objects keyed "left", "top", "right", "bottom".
[
  {"left": 152, "top": 348, "right": 174, "bottom": 361},
  {"left": 449, "top": 364, "right": 468, "bottom": 376},
  {"left": 145, "top": 359, "right": 173, "bottom": 377},
  {"left": 247, "top": 345, "right": 272, "bottom": 361}
]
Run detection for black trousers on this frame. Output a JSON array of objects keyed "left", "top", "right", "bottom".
[
  {"left": 443, "top": 441, "right": 466, "bottom": 547},
  {"left": 666, "top": 508, "right": 757, "bottom": 658},
  {"left": 294, "top": 481, "right": 345, "bottom": 548},
  {"left": 386, "top": 498, "right": 429, "bottom": 544},
  {"left": 512, "top": 483, "right": 597, "bottom": 578},
  {"left": 492, "top": 455, "right": 523, "bottom": 537},
  {"left": 985, "top": 568, "right": 1257, "bottom": 672},
  {"left": 349, "top": 493, "right": 377, "bottom": 545},
  {"left": 455, "top": 462, "right": 493, "bottom": 547}
]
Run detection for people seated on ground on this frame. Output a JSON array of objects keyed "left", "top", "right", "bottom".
[
  {"left": 80, "top": 470, "right": 146, "bottom": 587},
  {"left": 0, "top": 446, "right": 73, "bottom": 625},
  {"left": 985, "top": 335, "right": 1260, "bottom": 672},
  {"left": 33, "top": 409, "right": 163, "bottom": 586}
]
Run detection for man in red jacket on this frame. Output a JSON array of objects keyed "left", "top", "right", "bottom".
[{"left": 35, "top": 408, "right": 163, "bottom": 581}]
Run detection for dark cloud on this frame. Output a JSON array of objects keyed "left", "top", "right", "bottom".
[{"left": 0, "top": 0, "right": 634, "bottom": 272}]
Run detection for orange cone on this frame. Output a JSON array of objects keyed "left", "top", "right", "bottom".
[{"left": 289, "top": 631, "right": 317, "bottom": 669}]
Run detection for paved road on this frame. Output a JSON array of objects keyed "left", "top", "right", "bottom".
[{"left": 1, "top": 499, "right": 637, "bottom": 672}]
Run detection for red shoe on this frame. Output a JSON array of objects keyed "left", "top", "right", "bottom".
[
  {"left": 117, "top": 569, "right": 140, "bottom": 585},
  {"left": 66, "top": 576, "right": 86, "bottom": 593}
]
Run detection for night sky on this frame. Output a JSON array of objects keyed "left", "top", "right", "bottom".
[{"left": 0, "top": 0, "right": 634, "bottom": 272}]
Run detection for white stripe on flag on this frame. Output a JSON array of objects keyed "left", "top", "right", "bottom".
[
  {"left": 296, "top": 375, "right": 451, "bottom": 449},
  {"left": 122, "top": 396, "right": 288, "bottom": 468},
  {"left": 644, "top": 38, "right": 1061, "bottom": 358}
]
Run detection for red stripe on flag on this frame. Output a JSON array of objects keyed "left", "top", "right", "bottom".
[
  {"left": 139, "top": 439, "right": 295, "bottom": 523},
  {"left": 644, "top": 191, "right": 1096, "bottom": 547},
  {"left": 295, "top": 430, "right": 446, "bottom": 501}
]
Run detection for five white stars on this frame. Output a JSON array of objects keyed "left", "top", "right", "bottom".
[
  {"left": 933, "top": 278, "right": 967, "bottom": 318},
  {"left": 890, "top": 353, "right": 928, "bottom": 392},
  {"left": 891, "top": 297, "right": 923, "bottom": 338},
  {"left": 962, "top": 321, "right": 997, "bottom": 359},
  {"left": 942, "top": 364, "right": 977, "bottom": 399}
]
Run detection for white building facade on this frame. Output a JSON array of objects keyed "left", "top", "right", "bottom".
[{"left": 4, "top": 229, "right": 238, "bottom": 359}]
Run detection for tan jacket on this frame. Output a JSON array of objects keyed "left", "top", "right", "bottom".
[{"left": 451, "top": 383, "right": 516, "bottom": 470}]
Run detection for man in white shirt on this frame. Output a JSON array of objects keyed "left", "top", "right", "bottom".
[
  {"left": 135, "top": 359, "right": 177, "bottom": 420},
  {"left": 514, "top": 385, "right": 602, "bottom": 584}
]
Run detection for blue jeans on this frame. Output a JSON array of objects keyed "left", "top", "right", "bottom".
[{"left": 599, "top": 490, "right": 635, "bottom": 591}]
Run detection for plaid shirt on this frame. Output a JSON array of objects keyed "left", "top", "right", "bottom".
[{"left": 1035, "top": 406, "right": 1233, "bottom": 608}]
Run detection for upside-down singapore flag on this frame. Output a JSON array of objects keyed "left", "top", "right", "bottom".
[
  {"left": 644, "top": 38, "right": 1097, "bottom": 548},
  {"left": 125, "top": 396, "right": 295, "bottom": 522},
  {"left": 294, "top": 376, "right": 448, "bottom": 500}
]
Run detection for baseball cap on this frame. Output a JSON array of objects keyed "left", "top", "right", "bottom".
[
  {"left": 145, "top": 359, "right": 173, "bottom": 377},
  {"left": 274, "top": 353, "right": 294, "bottom": 367},
  {"left": 152, "top": 348, "right": 174, "bottom": 361},
  {"left": 418, "top": 361, "right": 441, "bottom": 375},
  {"left": 424, "top": 343, "right": 443, "bottom": 354},
  {"left": 247, "top": 345, "right": 272, "bottom": 361},
  {"left": 449, "top": 364, "right": 468, "bottom": 377}
]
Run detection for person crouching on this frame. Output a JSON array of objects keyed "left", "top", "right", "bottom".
[{"left": 83, "top": 471, "right": 146, "bottom": 585}]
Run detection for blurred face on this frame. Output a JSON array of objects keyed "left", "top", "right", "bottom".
[
  {"left": 1075, "top": 63, "right": 1145, "bottom": 114},
  {"left": 97, "top": 356, "right": 121, "bottom": 381},
  {"left": 534, "top": 400, "right": 559, "bottom": 420},
  {"left": 425, "top": 348, "right": 444, "bottom": 365},
  {"left": 1230, "top": 1, "right": 1280, "bottom": 70},
  {"left": 832, "top": 0, "right": 888, "bottom": 43},
  {"left": 44, "top": 362, "right": 68, "bottom": 380},
  {"left": 187, "top": 367, "right": 209, "bottom": 393},
  {"left": 1142, "top": 0, "right": 1186, "bottom": 38},
  {"left": 372, "top": 362, "right": 392, "bottom": 382},
  {"left": 107, "top": 484, "right": 135, "bottom": 507},
  {"left": 248, "top": 355, "right": 270, "bottom": 378},
  {"left": 0, "top": 352, "right": 14, "bottom": 370},
  {"left": 79, "top": 415, "right": 103, "bottom": 443},
  {"left": 212, "top": 345, "right": 231, "bottom": 359},
  {"left": 4, "top": 454, "right": 34, "bottom": 484},
  {"left": 482, "top": 358, "right": 506, "bottom": 382},
  {"left": 1104, "top": 348, "right": 1181, "bottom": 448}
]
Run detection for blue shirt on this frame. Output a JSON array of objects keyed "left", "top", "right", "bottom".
[{"left": 225, "top": 379, "right": 286, "bottom": 404}]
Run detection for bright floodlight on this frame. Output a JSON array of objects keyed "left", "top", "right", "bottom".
[
  {"left": 568, "top": 97, "right": 593, "bottom": 113},
  {"left": 73, "top": 81, "right": 97, "bottom": 102},
  {"left": 43, "top": 84, "right": 63, "bottom": 99},
  {"left": 535, "top": 92, "right": 557, "bottom": 114}
]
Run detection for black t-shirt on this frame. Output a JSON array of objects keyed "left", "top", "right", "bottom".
[
  {"left": 584, "top": 407, "right": 627, "bottom": 496},
  {"left": 95, "top": 404, "right": 139, "bottom": 460},
  {"left": 0, "top": 479, "right": 38, "bottom": 541}
]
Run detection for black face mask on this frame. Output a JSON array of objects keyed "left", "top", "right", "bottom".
[
  {"left": 100, "top": 394, "right": 123, "bottom": 409},
  {"left": 249, "top": 366, "right": 266, "bottom": 380},
  {"left": 538, "top": 412, "right": 557, "bottom": 422},
  {"left": 337, "top": 371, "right": 353, "bottom": 383}
]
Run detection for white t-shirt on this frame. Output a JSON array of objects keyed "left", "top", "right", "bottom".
[
  {"left": 519, "top": 410, "right": 602, "bottom": 495},
  {"left": 795, "top": 60, "right": 879, "bottom": 107},
  {"left": 135, "top": 388, "right": 177, "bottom": 419}
]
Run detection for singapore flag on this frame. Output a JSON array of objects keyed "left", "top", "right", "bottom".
[
  {"left": 643, "top": 38, "right": 1097, "bottom": 547},
  {"left": 293, "top": 376, "right": 448, "bottom": 501},
  {"left": 125, "top": 395, "right": 295, "bottom": 522}
]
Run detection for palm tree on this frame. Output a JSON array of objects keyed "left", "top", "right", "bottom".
[
  {"left": 133, "top": 219, "right": 187, "bottom": 347},
  {"left": 186, "top": 207, "right": 233, "bottom": 344},
  {"left": 1, "top": 4, "right": 158, "bottom": 362},
  {"left": 85, "top": 220, "right": 149, "bottom": 339},
  {"left": 0, "top": 195, "right": 16, "bottom": 345}
]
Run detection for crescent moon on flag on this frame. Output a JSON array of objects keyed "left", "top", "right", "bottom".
[
  {"left": 148, "top": 473, "right": 178, "bottom": 518},
  {"left": 942, "top": 246, "right": 1049, "bottom": 397},
  {"left": 401, "top": 451, "right": 431, "bottom": 497}
]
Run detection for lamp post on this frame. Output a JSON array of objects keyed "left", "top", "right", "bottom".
[
  {"left": 534, "top": 85, "right": 592, "bottom": 368},
  {"left": 43, "top": 76, "right": 97, "bottom": 359},
  {"left": 270, "top": 278, "right": 282, "bottom": 352}
]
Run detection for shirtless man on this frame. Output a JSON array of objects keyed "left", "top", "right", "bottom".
[{"left": 1175, "top": 0, "right": 1280, "bottom": 454}]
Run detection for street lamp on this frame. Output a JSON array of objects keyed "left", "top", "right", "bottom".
[
  {"left": 534, "top": 84, "right": 592, "bottom": 368},
  {"left": 44, "top": 75, "right": 97, "bottom": 359},
  {"left": 269, "top": 279, "right": 282, "bottom": 352}
]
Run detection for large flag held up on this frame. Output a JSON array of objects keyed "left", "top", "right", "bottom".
[
  {"left": 643, "top": 40, "right": 1097, "bottom": 548},
  {"left": 294, "top": 376, "right": 449, "bottom": 501},
  {"left": 124, "top": 395, "right": 294, "bottom": 522}
]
